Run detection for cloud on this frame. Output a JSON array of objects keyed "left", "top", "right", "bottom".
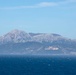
[
  {"left": 0, "top": 6, "right": 35, "bottom": 10},
  {"left": 0, "top": 0, "right": 76, "bottom": 10},
  {"left": 0, "top": 2, "right": 58, "bottom": 10},
  {"left": 37, "top": 2, "right": 58, "bottom": 7}
]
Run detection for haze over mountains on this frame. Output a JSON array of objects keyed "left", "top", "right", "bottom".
[{"left": 0, "top": 29, "right": 76, "bottom": 55}]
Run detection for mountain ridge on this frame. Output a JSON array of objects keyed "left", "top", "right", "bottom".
[
  {"left": 0, "top": 29, "right": 70, "bottom": 43},
  {"left": 0, "top": 29, "right": 76, "bottom": 55}
]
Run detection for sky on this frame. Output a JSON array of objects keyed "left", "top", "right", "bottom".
[{"left": 0, "top": 0, "right": 76, "bottom": 39}]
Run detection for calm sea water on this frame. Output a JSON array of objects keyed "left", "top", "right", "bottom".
[{"left": 0, "top": 55, "right": 76, "bottom": 75}]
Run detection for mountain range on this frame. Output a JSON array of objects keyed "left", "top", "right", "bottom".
[{"left": 0, "top": 29, "right": 76, "bottom": 55}]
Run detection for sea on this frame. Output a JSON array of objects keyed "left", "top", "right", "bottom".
[{"left": 0, "top": 55, "right": 76, "bottom": 75}]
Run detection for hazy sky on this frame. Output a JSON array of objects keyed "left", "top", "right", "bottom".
[{"left": 0, "top": 0, "right": 76, "bottom": 39}]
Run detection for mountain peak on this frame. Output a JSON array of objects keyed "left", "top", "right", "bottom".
[
  {"left": 0, "top": 29, "right": 31, "bottom": 43},
  {"left": 9, "top": 29, "right": 26, "bottom": 34}
]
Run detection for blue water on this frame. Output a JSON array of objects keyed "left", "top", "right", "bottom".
[{"left": 0, "top": 55, "right": 76, "bottom": 75}]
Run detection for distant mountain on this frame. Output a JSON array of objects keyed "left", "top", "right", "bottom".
[
  {"left": 0, "top": 29, "right": 31, "bottom": 44},
  {"left": 0, "top": 29, "right": 76, "bottom": 55}
]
